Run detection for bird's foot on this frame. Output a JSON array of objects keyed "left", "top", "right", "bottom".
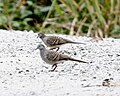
[
  {"left": 48, "top": 69, "right": 55, "bottom": 72},
  {"left": 49, "top": 64, "right": 57, "bottom": 72}
]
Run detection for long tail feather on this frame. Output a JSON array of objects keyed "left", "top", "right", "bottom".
[
  {"left": 69, "top": 58, "right": 88, "bottom": 63},
  {"left": 68, "top": 41, "right": 86, "bottom": 44}
]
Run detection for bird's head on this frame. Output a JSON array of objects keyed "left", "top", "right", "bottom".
[
  {"left": 35, "top": 44, "right": 45, "bottom": 50},
  {"left": 37, "top": 33, "right": 46, "bottom": 39}
]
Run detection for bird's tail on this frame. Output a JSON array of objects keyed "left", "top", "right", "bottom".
[
  {"left": 68, "top": 41, "right": 86, "bottom": 45},
  {"left": 69, "top": 58, "right": 88, "bottom": 63}
]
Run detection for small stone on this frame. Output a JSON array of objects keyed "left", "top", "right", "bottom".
[
  {"left": 18, "top": 70, "right": 23, "bottom": 74},
  {"left": 26, "top": 70, "right": 29, "bottom": 72}
]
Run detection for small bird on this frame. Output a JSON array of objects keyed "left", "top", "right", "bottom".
[
  {"left": 36, "top": 44, "right": 88, "bottom": 71},
  {"left": 37, "top": 33, "right": 85, "bottom": 51}
]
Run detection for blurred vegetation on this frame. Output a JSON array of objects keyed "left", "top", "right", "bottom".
[{"left": 0, "top": 0, "right": 120, "bottom": 38}]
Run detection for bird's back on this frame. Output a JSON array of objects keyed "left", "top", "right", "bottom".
[
  {"left": 43, "top": 36, "right": 70, "bottom": 47},
  {"left": 43, "top": 49, "right": 69, "bottom": 64}
]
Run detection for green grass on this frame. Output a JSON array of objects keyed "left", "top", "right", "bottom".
[{"left": 0, "top": 0, "right": 120, "bottom": 38}]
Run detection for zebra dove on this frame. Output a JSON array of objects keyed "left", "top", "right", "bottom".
[
  {"left": 36, "top": 44, "right": 88, "bottom": 71},
  {"left": 37, "top": 33, "right": 85, "bottom": 51}
]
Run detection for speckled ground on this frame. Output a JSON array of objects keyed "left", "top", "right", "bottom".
[{"left": 0, "top": 29, "right": 120, "bottom": 96}]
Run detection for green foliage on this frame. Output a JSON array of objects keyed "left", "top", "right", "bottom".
[
  {"left": 41, "top": 0, "right": 120, "bottom": 37},
  {"left": 112, "top": 25, "right": 120, "bottom": 38},
  {"left": 0, "top": 0, "right": 50, "bottom": 31},
  {"left": 0, "top": 0, "right": 120, "bottom": 38}
]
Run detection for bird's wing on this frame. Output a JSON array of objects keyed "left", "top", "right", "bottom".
[
  {"left": 46, "top": 50, "right": 69, "bottom": 62},
  {"left": 46, "top": 36, "right": 68, "bottom": 46},
  {"left": 45, "top": 50, "right": 87, "bottom": 63}
]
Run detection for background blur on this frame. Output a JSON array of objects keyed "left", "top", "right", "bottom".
[{"left": 0, "top": 0, "right": 120, "bottom": 38}]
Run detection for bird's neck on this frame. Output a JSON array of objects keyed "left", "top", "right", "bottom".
[
  {"left": 39, "top": 48, "right": 46, "bottom": 56},
  {"left": 41, "top": 36, "right": 46, "bottom": 40}
]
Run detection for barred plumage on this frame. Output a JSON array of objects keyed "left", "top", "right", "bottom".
[
  {"left": 37, "top": 33, "right": 85, "bottom": 51},
  {"left": 36, "top": 44, "right": 88, "bottom": 71}
]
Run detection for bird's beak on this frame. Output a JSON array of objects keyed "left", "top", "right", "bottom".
[
  {"left": 37, "top": 35, "right": 39, "bottom": 38},
  {"left": 36, "top": 41, "right": 41, "bottom": 43},
  {"left": 35, "top": 47, "right": 38, "bottom": 50},
  {"left": 31, "top": 47, "right": 38, "bottom": 52}
]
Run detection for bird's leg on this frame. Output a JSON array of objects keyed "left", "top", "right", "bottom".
[
  {"left": 50, "top": 64, "right": 57, "bottom": 72},
  {"left": 56, "top": 47, "right": 59, "bottom": 51},
  {"left": 50, "top": 47, "right": 59, "bottom": 52}
]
